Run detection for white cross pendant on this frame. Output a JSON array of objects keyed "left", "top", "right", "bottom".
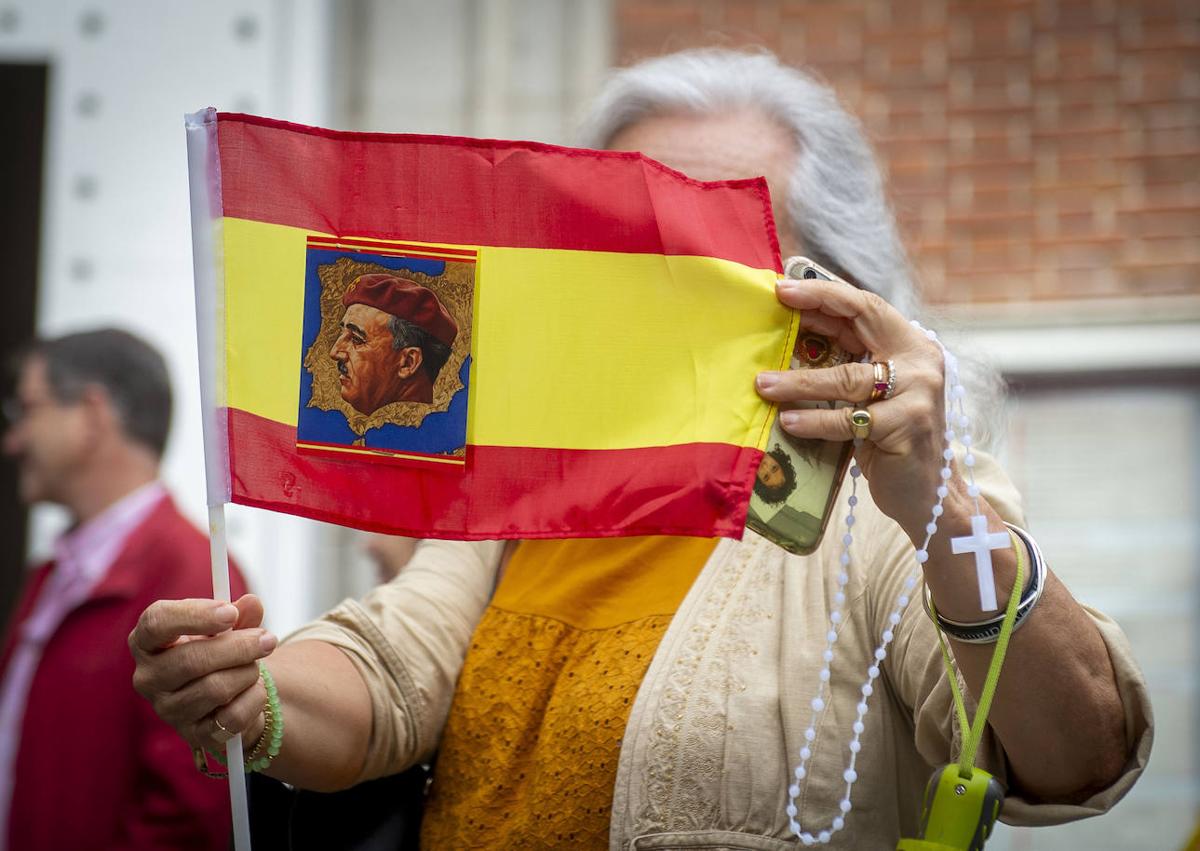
[{"left": 950, "top": 514, "right": 1011, "bottom": 612}]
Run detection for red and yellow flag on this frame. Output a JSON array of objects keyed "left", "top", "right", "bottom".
[{"left": 186, "top": 109, "right": 797, "bottom": 540}]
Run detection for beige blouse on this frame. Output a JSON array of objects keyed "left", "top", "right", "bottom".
[{"left": 288, "top": 455, "right": 1153, "bottom": 849}]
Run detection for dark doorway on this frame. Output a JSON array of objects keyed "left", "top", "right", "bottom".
[{"left": 0, "top": 63, "right": 47, "bottom": 631}]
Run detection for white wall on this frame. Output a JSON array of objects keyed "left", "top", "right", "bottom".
[{"left": 333, "top": 0, "right": 612, "bottom": 142}]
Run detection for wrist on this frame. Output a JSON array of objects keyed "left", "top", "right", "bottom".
[
  {"left": 919, "top": 478, "right": 1023, "bottom": 621},
  {"left": 931, "top": 473, "right": 975, "bottom": 536},
  {"left": 244, "top": 711, "right": 267, "bottom": 750},
  {"left": 895, "top": 470, "right": 971, "bottom": 547},
  {"left": 923, "top": 523, "right": 1045, "bottom": 643}
]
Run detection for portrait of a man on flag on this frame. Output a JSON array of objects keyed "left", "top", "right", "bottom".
[{"left": 296, "top": 242, "right": 477, "bottom": 469}]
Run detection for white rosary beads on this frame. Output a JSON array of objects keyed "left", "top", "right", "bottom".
[{"left": 786, "top": 322, "right": 989, "bottom": 846}]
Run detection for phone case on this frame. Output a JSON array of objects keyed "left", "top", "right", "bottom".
[{"left": 744, "top": 257, "right": 854, "bottom": 555}]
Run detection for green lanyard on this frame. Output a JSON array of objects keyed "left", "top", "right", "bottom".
[
  {"left": 935, "top": 528, "right": 1025, "bottom": 778},
  {"left": 897, "top": 530, "right": 1025, "bottom": 851}
]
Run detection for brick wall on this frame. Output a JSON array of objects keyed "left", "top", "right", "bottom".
[{"left": 615, "top": 0, "right": 1200, "bottom": 306}]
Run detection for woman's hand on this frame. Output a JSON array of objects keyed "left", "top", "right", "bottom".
[
  {"left": 754, "top": 276, "right": 949, "bottom": 540},
  {"left": 129, "top": 594, "right": 275, "bottom": 753}
]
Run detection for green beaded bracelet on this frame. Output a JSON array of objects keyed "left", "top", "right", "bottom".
[
  {"left": 245, "top": 661, "right": 284, "bottom": 773},
  {"left": 205, "top": 660, "right": 284, "bottom": 774}
]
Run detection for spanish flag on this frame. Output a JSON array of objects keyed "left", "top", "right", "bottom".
[{"left": 185, "top": 109, "right": 797, "bottom": 540}]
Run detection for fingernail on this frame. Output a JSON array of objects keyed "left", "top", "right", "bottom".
[
  {"left": 777, "top": 278, "right": 799, "bottom": 290},
  {"left": 214, "top": 604, "right": 238, "bottom": 624},
  {"left": 259, "top": 632, "right": 277, "bottom": 653},
  {"left": 757, "top": 372, "right": 780, "bottom": 389},
  {"left": 780, "top": 410, "right": 801, "bottom": 427}
]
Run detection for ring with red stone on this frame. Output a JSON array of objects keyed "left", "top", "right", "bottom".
[{"left": 868, "top": 361, "right": 889, "bottom": 402}]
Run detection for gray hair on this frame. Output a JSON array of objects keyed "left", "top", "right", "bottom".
[
  {"left": 578, "top": 48, "right": 918, "bottom": 317},
  {"left": 387, "top": 316, "right": 452, "bottom": 384},
  {"left": 577, "top": 48, "right": 1006, "bottom": 447}
]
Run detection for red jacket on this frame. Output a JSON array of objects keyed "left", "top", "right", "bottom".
[{"left": 1, "top": 496, "right": 248, "bottom": 850}]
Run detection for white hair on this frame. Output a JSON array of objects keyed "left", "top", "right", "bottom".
[
  {"left": 577, "top": 48, "right": 1007, "bottom": 447},
  {"left": 578, "top": 48, "right": 917, "bottom": 316}
]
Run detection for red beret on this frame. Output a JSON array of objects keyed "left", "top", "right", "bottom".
[{"left": 343, "top": 274, "right": 458, "bottom": 347}]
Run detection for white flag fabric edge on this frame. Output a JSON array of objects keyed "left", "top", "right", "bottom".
[
  {"left": 185, "top": 107, "right": 253, "bottom": 851},
  {"left": 185, "top": 106, "right": 231, "bottom": 509}
]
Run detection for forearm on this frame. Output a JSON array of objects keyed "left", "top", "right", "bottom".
[
  {"left": 915, "top": 476, "right": 1126, "bottom": 800},
  {"left": 248, "top": 540, "right": 502, "bottom": 791},
  {"left": 248, "top": 640, "right": 373, "bottom": 792}
]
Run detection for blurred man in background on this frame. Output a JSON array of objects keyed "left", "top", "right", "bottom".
[{"left": 0, "top": 328, "right": 246, "bottom": 851}]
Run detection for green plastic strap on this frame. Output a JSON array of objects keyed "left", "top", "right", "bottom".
[{"left": 930, "top": 529, "right": 1025, "bottom": 779}]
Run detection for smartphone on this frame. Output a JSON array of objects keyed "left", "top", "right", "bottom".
[{"left": 744, "top": 256, "right": 854, "bottom": 555}]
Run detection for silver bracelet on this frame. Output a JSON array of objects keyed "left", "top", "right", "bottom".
[{"left": 924, "top": 522, "right": 1047, "bottom": 644}]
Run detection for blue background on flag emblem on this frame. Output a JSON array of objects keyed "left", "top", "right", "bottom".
[{"left": 296, "top": 247, "right": 471, "bottom": 462}]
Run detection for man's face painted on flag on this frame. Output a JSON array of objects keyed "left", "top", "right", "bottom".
[
  {"left": 329, "top": 274, "right": 459, "bottom": 414},
  {"left": 329, "top": 303, "right": 419, "bottom": 415}
]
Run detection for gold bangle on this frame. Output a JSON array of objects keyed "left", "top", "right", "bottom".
[{"left": 245, "top": 701, "right": 274, "bottom": 764}]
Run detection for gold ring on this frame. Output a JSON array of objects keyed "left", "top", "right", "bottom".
[
  {"left": 869, "top": 361, "right": 888, "bottom": 402},
  {"left": 868, "top": 360, "right": 897, "bottom": 402},
  {"left": 848, "top": 407, "right": 872, "bottom": 441},
  {"left": 212, "top": 716, "right": 233, "bottom": 742}
]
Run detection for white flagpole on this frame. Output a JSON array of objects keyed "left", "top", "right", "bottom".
[
  {"left": 186, "top": 107, "right": 252, "bottom": 851},
  {"left": 207, "top": 505, "right": 252, "bottom": 851}
]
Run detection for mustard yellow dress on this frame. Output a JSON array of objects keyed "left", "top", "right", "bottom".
[{"left": 421, "top": 536, "right": 717, "bottom": 848}]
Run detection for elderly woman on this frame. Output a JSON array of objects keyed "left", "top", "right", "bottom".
[{"left": 130, "top": 49, "right": 1151, "bottom": 848}]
